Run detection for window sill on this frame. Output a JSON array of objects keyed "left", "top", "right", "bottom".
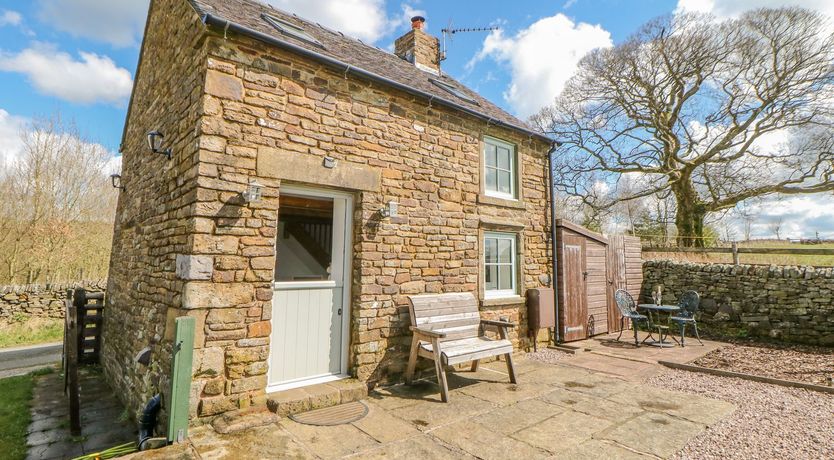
[
  {"left": 477, "top": 194, "right": 525, "bottom": 209},
  {"left": 481, "top": 295, "right": 525, "bottom": 307}
]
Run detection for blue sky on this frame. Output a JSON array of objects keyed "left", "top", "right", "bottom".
[
  {"left": 0, "top": 0, "right": 832, "bottom": 238},
  {"left": 0, "top": 0, "right": 676, "bottom": 153}
]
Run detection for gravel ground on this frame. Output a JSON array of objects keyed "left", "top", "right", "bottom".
[
  {"left": 647, "top": 369, "right": 834, "bottom": 460},
  {"left": 526, "top": 348, "right": 572, "bottom": 364},
  {"left": 692, "top": 341, "right": 833, "bottom": 385}
]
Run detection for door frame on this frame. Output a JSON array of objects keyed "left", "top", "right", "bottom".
[{"left": 266, "top": 184, "right": 354, "bottom": 393}]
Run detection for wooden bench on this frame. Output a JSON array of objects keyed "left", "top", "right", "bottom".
[{"left": 405, "top": 292, "right": 517, "bottom": 402}]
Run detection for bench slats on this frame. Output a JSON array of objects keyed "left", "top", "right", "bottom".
[{"left": 406, "top": 292, "right": 517, "bottom": 401}]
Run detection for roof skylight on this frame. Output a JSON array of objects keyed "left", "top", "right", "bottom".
[
  {"left": 262, "top": 14, "right": 323, "bottom": 47},
  {"left": 429, "top": 78, "right": 479, "bottom": 105}
]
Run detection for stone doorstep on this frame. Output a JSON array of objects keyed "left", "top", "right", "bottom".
[{"left": 266, "top": 379, "right": 367, "bottom": 417}]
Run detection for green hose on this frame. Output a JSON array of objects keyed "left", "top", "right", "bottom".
[{"left": 72, "top": 441, "right": 137, "bottom": 460}]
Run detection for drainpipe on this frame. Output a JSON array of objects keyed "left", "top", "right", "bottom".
[{"left": 547, "top": 144, "right": 561, "bottom": 344}]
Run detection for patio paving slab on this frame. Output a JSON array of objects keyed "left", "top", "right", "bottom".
[
  {"left": 600, "top": 411, "right": 705, "bottom": 459},
  {"left": 510, "top": 411, "right": 614, "bottom": 453},
  {"left": 351, "top": 402, "right": 422, "bottom": 443},
  {"left": 26, "top": 367, "right": 135, "bottom": 460},
  {"left": 131, "top": 356, "right": 737, "bottom": 459},
  {"left": 432, "top": 418, "right": 551, "bottom": 459},
  {"left": 472, "top": 397, "right": 564, "bottom": 435}
]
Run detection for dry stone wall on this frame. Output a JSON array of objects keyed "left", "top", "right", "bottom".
[
  {"left": 642, "top": 260, "right": 834, "bottom": 346},
  {"left": 0, "top": 281, "right": 105, "bottom": 324}
]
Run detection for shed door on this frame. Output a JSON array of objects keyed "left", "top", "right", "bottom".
[
  {"left": 562, "top": 234, "right": 587, "bottom": 341},
  {"left": 268, "top": 187, "right": 352, "bottom": 392}
]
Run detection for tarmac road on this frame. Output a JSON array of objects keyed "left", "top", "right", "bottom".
[{"left": 0, "top": 342, "right": 62, "bottom": 378}]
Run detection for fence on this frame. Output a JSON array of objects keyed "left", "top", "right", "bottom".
[{"left": 645, "top": 244, "right": 834, "bottom": 265}]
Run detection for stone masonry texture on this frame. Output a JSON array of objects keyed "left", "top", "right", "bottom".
[
  {"left": 0, "top": 281, "right": 105, "bottom": 324},
  {"left": 642, "top": 260, "right": 834, "bottom": 346},
  {"left": 105, "top": 0, "right": 554, "bottom": 425}
]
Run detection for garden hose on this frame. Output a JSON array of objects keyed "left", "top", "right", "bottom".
[{"left": 72, "top": 441, "right": 137, "bottom": 460}]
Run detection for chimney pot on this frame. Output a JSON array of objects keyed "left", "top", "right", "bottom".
[{"left": 411, "top": 16, "right": 425, "bottom": 30}]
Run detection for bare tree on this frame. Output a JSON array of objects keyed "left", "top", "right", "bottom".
[
  {"left": 534, "top": 8, "right": 834, "bottom": 246},
  {"left": 769, "top": 216, "right": 784, "bottom": 240},
  {"left": 0, "top": 115, "right": 118, "bottom": 283}
]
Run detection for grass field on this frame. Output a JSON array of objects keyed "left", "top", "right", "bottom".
[
  {"left": 0, "top": 318, "right": 63, "bottom": 349},
  {"left": 0, "top": 372, "right": 37, "bottom": 460},
  {"left": 644, "top": 241, "right": 834, "bottom": 266}
]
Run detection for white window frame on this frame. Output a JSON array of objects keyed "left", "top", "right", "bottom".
[
  {"left": 483, "top": 136, "right": 518, "bottom": 200},
  {"left": 483, "top": 231, "right": 518, "bottom": 299}
]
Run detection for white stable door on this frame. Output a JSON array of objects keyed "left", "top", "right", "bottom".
[{"left": 267, "top": 186, "right": 352, "bottom": 392}]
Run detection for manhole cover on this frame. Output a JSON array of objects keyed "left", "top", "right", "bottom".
[{"left": 289, "top": 401, "right": 369, "bottom": 426}]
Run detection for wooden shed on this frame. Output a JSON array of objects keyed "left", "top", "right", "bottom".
[{"left": 555, "top": 220, "right": 642, "bottom": 342}]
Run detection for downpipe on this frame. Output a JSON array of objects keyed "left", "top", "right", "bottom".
[{"left": 138, "top": 394, "right": 162, "bottom": 450}]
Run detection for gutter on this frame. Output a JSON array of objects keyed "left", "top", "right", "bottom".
[
  {"left": 547, "top": 145, "right": 561, "bottom": 344},
  {"left": 199, "top": 14, "right": 553, "bottom": 145}
]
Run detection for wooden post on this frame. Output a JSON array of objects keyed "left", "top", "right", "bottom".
[
  {"left": 732, "top": 242, "right": 739, "bottom": 265},
  {"left": 168, "top": 317, "right": 195, "bottom": 444},
  {"left": 73, "top": 289, "right": 87, "bottom": 363},
  {"left": 67, "top": 294, "right": 81, "bottom": 436}
]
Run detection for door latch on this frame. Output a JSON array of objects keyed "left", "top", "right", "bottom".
[{"left": 337, "top": 308, "right": 343, "bottom": 315}]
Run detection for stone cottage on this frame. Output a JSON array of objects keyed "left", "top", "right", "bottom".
[{"left": 103, "top": 0, "right": 557, "bottom": 423}]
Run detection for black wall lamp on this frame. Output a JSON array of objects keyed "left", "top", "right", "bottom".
[
  {"left": 146, "top": 130, "right": 172, "bottom": 159},
  {"left": 110, "top": 174, "right": 125, "bottom": 191}
]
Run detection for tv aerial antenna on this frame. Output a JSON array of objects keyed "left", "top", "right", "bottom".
[{"left": 440, "top": 20, "right": 498, "bottom": 62}]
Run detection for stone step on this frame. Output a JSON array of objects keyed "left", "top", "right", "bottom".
[{"left": 266, "top": 379, "right": 367, "bottom": 417}]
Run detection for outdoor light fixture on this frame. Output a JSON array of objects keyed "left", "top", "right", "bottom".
[
  {"left": 110, "top": 174, "right": 125, "bottom": 191},
  {"left": 243, "top": 180, "right": 264, "bottom": 203},
  {"left": 380, "top": 200, "right": 399, "bottom": 218},
  {"left": 146, "top": 130, "right": 172, "bottom": 159}
]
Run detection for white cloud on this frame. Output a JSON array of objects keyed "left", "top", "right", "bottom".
[
  {"left": 0, "top": 109, "right": 28, "bottom": 166},
  {"left": 469, "top": 14, "right": 612, "bottom": 117},
  {"left": 0, "top": 44, "right": 133, "bottom": 106},
  {"left": 676, "top": 0, "right": 834, "bottom": 18},
  {"left": 0, "top": 10, "right": 22, "bottom": 27},
  {"left": 739, "top": 194, "right": 834, "bottom": 239},
  {"left": 36, "top": 0, "right": 149, "bottom": 47},
  {"left": 265, "top": 0, "right": 398, "bottom": 43}
]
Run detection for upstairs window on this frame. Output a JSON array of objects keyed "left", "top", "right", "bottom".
[
  {"left": 263, "top": 14, "right": 323, "bottom": 47},
  {"left": 483, "top": 136, "right": 517, "bottom": 200},
  {"left": 430, "top": 78, "right": 479, "bottom": 105}
]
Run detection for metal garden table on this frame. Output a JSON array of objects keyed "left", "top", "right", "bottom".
[{"left": 636, "top": 304, "right": 680, "bottom": 348}]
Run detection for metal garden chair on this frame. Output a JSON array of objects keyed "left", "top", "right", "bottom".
[
  {"left": 614, "top": 289, "right": 650, "bottom": 346},
  {"left": 670, "top": 290, "right": 703, "bottom": 346}
]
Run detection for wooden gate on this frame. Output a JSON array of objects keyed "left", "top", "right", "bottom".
[
  {"left": 556, "top": 220, "right": 642, "bottom": 342},
  {"left": 606, "top": 235, "right": 643, "bottom": 332}
]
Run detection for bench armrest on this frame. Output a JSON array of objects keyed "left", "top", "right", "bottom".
[
  {"left": 481, "top": 319, "right": 516, "bottom": 329},
  {"left": 409, "top": 326, "right": 447, "bottom": 338}
]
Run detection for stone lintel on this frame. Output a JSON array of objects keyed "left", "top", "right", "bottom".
[
  {"left": 479, "top": 217, "right": 526, "bottom": 231},
  {"left": 257, "top": 148, "right": 380, "bottom": 192}
]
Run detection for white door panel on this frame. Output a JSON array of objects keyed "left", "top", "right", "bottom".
[{"left": 268, "top": 186, "right": 352, "bottom": 392}]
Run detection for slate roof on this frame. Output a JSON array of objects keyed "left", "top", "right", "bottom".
[{"left": 187, "top": 0, "right": 551, "bottom": 143}]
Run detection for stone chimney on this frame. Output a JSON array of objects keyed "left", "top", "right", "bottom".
[{"left": 394, "top": 16, "right": 440, "bottom": 74}]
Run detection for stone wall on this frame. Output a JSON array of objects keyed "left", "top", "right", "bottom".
[
  {"left": 178, "top": 30, "right": 554, "bottom": 419},
  {"left": 102, "top": 0, "right": 209, "bottom": 425},
  {"left": 106, "top": 0, "right": 554, "bottom": 425},
  {"left": 0, "top": 281, "right": 106, "bottom": 324},
  {"left": 642, "top": 260, "right": 834, "bottom": 346}
]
